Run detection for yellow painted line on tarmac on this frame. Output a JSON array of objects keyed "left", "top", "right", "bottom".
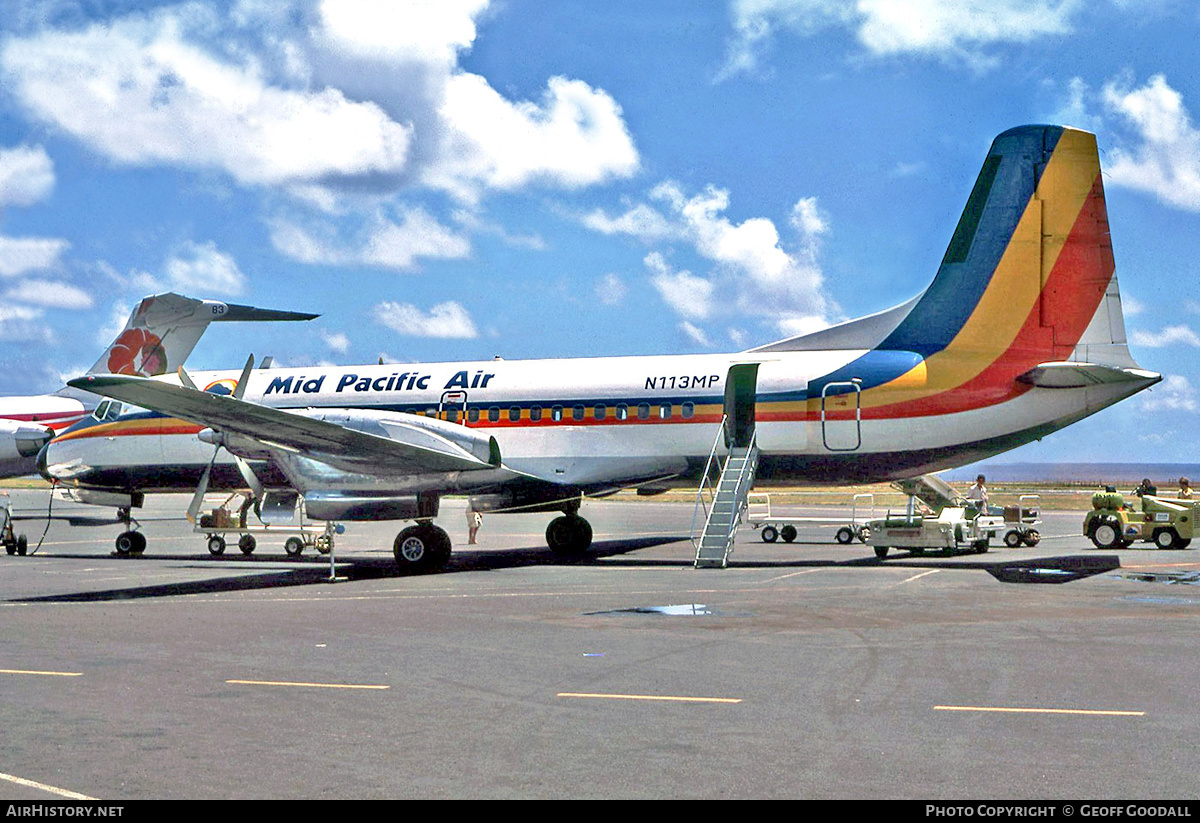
[
  {"left": 227, "top": 679, "right": 390, "bottom": 690},
  {"left": 934, "top": 705, "right": 1144, "bottom": 717},
  {"left": 0, "top": 668, "right": 82, "bottom": 677},
  {"left": 0, "top": 771, "right": 96, "bottom": 800},
  {"left": 558, "top": 692, "right": 741, "bottom": 704}
]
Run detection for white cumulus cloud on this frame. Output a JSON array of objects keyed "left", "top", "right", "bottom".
[
  {"left": 0, "top": 11, "right": 413, "bottom": 189},
  {"left": 720, "top": 0, "right": 1082, "bottom": 77},
  {"left": 164, "top": 241, "right": 247, "bottom": 296},
  {"left": 372, "top": 300, "right": 478, "bottom": 338},
  {"left": 1129, "top": 324, "right": 1200, "bottom": 348},
  {"left": 0, "top": 235, "right": 69, "bottom": 277},
  {"left": 1103, "top": 74, "right": 1200, "bottom": 212},
  {"left": 1140, "top": 374, "right": 1198, "bottom": 413},
  {"left": 0, "top": 144, "right": 54, "bottom": 206}
]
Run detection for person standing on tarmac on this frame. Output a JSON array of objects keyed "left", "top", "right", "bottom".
[
  {"left": 965, "top": 474, "right": 988, "bottom": 512},
  {"left": 1178, "top": 477, "right": 1193, "bottom": 499}
]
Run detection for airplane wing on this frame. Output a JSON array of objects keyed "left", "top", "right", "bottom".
[{"left": 68, "top": 374, "right": 500, "bottom": 475}]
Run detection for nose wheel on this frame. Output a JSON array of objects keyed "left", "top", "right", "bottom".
[
  {"left": 546, "top": 514, "right": 593, "bottom": 555},
  {"left": 115, "top": 530, "right": 147, "bottom": 556}
]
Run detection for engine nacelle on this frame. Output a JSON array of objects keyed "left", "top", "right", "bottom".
[
  {"left": 304, "top": 492, "right": 439, "bottom": 522},
  {"left": 0, "top": 419, "right": 53, "bottom": 461}
]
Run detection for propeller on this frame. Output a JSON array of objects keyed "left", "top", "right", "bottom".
[{"left": 184, "top": 354, "right": 264, "bottom": 523}]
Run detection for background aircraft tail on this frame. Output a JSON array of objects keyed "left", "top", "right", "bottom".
[
  {"left": 87, "top": 293, "right": 318, "bottom": 377},
  {"left": 754, "top": 124, "right": 1141, "bottom": 374}
]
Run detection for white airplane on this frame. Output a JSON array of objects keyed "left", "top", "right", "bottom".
[
  {"left": 0, "top": 292, "right": 317, "bottom": 480},
  {"left": 45, "top": 125, "right": 1159, "bottom": 570}
]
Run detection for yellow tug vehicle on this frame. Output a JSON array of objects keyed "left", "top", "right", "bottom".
[{"left": 1083, "top": 490, "right": 1196, "bottom": 550}]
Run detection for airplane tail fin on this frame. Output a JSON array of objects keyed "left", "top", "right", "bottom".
[
  {"left": 753, "top": 124, "right": 1153, "bottom": 391},
  {"left": 87, "top": 294, "right": 318, "bottom": 377}
]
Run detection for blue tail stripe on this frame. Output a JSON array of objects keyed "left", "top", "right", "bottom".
[{"left": 878, "top": 125, "right": 1064, "bottom": 357}]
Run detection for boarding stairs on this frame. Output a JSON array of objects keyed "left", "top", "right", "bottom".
[{"left": 692, "top": 418, "right": 760, "bottom": 569}]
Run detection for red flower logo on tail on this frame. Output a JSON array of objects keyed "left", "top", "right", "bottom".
[{"left": 107, "top": 328, "right": 168, "bottom": 376}]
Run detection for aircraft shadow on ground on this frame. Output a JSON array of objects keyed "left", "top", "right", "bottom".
[{"left": 8, "top": 532, "right": 1120, "bottom": 602}]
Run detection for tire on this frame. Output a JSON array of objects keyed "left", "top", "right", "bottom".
[
  {"left": 393, "top": 524, "right": 452, "bottom": 572},
  {"left": 5, "top": 540, "right": 15, "bottom": 556},
  {"left": 207, "top": 535, "right": 226, "bottom": 556},
  {"left": 284, "top": 537, "right": 305, "bottom": 557},
  {"left": 761, "top": 525, "right": 779, "bottom": 543},
  {"left": 1090, "top": 518, "right": 1123, "bottom": 550},
  {"left": 835, "top": 527, "right": 854, "bottom": 545},
  {"left": 16, "top": 534, "right": 27, "bottom": 556},
  {"left": 546, "top": 515, "right": 593, "bottom": 555},
  {"left": 238, "top": 534, "right": 256, "bottom": 555},
  {"left": 1022, "top": 530, "right": 1041, "bottom": 547},
  {"left": 1153, "top": 528, "right": 1183, "bottom": 550},
  {"left": 973, "top": 540, "right": 989, "bottom": 554},
  {"left": 129, "top": 532, "right": 146, "bottom": 556},
  {"left": 1004, "top": 530, "right": 1023, "bottom": 548},
  {"left": 780, "top": 525, "right": 797, "bottom": 543},
  {"left": 115, "top": 530, "right": 139, "bottom": 556},
  {"left": 874, "top": 545, "right": 889, "bottom": 559}
]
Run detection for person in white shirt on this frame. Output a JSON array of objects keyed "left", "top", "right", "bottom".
[{"left": 965, "top": 474, "right": 988, "bottom": 511}]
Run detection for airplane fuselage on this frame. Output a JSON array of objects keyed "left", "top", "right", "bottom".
[{"left": 45, "top": 345, "right": 1153, "bottom": 496}]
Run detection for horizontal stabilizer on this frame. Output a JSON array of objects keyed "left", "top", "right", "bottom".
[{"left": 1016, "top": 362, "right": 1162, "bottom": 389}]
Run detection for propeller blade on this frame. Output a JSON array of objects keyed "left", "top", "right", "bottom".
[
  {"left": 234, "top": 354, "right": 255, "bottom": 399},
  {"left": 185, "top": 448, "right": 218, "bottom": 524},
  {"left": 234, "top": 455, "right": 264, "bottom": 501},
  {"left": 177, "top": 366, "right": 198, "bottom": 391}
]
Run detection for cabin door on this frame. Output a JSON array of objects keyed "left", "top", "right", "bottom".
[
  {"left": 724, "top": 364, "right": 759, "bottom": 449},
  {"left": 821, "top": 381, "right": 862, "bottom": 451}
]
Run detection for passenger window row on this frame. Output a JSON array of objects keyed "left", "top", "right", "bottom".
[{"left": 405, "top": 402, "right": 697, "bottom": 423}]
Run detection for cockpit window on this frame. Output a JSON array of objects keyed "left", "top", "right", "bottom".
[
  {"left": 104, "top": 402, "right": 123, "bottom": 421},
  {"left": 94, "top": 400, "right": 110, "bottom": 420}
]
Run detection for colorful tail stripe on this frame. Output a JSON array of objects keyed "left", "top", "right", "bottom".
[{"left": 800, "top": 125, "right": 1114, "bottom": 420}]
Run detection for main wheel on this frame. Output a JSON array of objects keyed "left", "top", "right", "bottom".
[
  {"left": 761, "top": 525, "right": 779, "bottom": 543},
  {"left": 207, "top": 535, "right": 226, "bottom": 556},
  {"left": 16, "top": 534, "right": 27, "bottom": 556},
  {"left": 284, "top": 536, "right": 305, "bottom": 557},
  {"left": 393, "top": 523, "right": 452, "bottom": 572},
  {"left": 546, "top": 514, "right": 593, "bottom": 556},
  {"left": 238, "top": 534, "right": 256, "bottom": 555}
]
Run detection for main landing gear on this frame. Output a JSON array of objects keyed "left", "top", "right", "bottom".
[
  {"left": 545, "top": 513, "right": 593, "bottom": 555},
  {"left": 393, "top": 522, "right": 452, "bottom": 573},
  {"left": 389, "top": 505, "right": 596, "bottom": 574}
]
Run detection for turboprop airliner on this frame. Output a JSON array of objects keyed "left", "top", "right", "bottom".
[
  {"left": 0, "top": 292, "right": 316, "bottom": 480},
  {"left": 45, "top": 125, "right": 1160, "bottom": 570}
]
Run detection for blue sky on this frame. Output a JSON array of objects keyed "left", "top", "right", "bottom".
[{"left": 0, "top": 0, "right": 1198, "bottom": 464}]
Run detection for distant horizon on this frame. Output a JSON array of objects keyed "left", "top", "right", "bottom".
[{"left": 943, "top": 462, "right": 1200, "bottom": 485}]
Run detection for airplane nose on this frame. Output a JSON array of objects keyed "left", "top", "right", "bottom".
[{"left": 37, "top": 439, "right": 53, "bottom": 482}]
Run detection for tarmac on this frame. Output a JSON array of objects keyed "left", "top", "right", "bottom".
[{"left": 2, "top": 488, "right": 1200, "bottom": 799}]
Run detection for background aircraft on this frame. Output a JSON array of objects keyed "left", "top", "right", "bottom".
[
  {"left": 48, "top": 126, "right": 1158, "bottom": 571},
  {"left": 0, "top": 293, "right": 316, "bottom": 479}
]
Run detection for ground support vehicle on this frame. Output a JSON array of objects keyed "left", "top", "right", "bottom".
[
  {"left": 1, "top": 493, "right": 28, "bottom": 556},
  {"left": 999, "top": 495, "right": 1042, "bottom": 547},
  {"left": 867, "top": 474, "right": 1008, "bottom": 559},
  {"left": 747, "top": 492, "right": 875, "bottom": 544},
  {"left": 193, "top": 492, "right": 342, "bottom": 558},
  {"left": 1084, "top": 491, "right": 1196, "bottom": 550},
  {"left": 866, "top": 506, "right": 1001, "bottom": 559}
]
